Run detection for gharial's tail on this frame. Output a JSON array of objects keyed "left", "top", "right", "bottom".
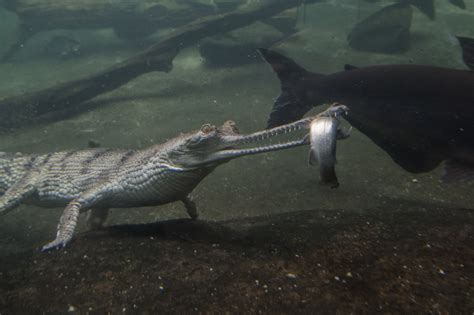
[
  {"left": 258, "top": 48, "right": 319, "bottom": 129},
  {"left": 0, "top": 152, "right": 15, "bottom": 195}
]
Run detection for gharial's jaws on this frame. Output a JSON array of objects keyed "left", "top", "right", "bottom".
[{"left": 207, "top": 103, "right": 350, "bottom": 162}]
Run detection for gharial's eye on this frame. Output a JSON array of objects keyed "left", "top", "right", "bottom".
[{"left": 200, "top": 124, "right": 215, "bottom": 134}]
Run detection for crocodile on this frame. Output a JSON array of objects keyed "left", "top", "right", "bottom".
[{"left": 0, "top": 104, "right": 349, "bottom": 251}]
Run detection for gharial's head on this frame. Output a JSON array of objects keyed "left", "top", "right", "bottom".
[
  {"left": 165, "top": 119, "right": 305, "bottom": 169},
  {"left": 164, "top": 103, "right": 349, "bottom": 170}
]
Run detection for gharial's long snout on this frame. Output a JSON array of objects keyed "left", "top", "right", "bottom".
[{"left": 200, "top": 103, "right": 349, "bottom": 164}]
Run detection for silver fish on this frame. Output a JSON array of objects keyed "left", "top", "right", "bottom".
[{"left": 309, "top": 116, "right": 351, "bottom": 188}]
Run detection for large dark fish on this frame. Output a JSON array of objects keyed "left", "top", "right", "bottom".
[{"left": 258, "top": 40, "right": 474, "bottom": 182}]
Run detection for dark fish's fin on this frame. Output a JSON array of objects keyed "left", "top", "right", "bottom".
[
  {"left": 346, "top": 117, "right": 442, "bottom": 173},
  {"left": 258, "top": 48, "right": 307, "bottom": 83},
  {"left": 344, "top": 64, "right": 358, "bottom": 71},
  {"left": 308, "top": 150, "right": 317, "bottom": 165},
  {"left": 410, "top": 0, "right": 435, "bottom": 20},
  {"left": 441, "top": 159, "right": 474, "bottom": 183},
  {"left": 456, "top": 36, "right": 474, "bottom": 70},
  {"left": 449, "top": 0, "right": 466, "bottom": 9},
  {"left": 258, "top": 48, "right": 317, "bottom": 128}
]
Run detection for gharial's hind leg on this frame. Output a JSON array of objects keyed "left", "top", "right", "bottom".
[
  {"left": 41, "top": 200, "right": 82, "bottom": 251},
  {"left": 86, "top": 208, "right": 109, "bottom": 230},
  {"left": 42, "top": 186, "right": 108, "bottom": 251},
  {"left": 182, "top": 195, "right": 198, "bottom": 220}
]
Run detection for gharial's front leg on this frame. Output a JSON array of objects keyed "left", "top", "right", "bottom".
[{"left": 42, "top": 188, "right": 108, "bottom": 251}]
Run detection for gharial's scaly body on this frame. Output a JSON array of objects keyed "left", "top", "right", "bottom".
[{"left": 0, "top": 104, "right": 349, "bottom": 251}]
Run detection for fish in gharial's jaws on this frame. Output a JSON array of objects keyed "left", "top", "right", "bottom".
[
  {"left": 258, "top": 38, "right": 474, "bottom": 183},
  {"left": 308, "top": 110, "right": 351, "bottom": 188}
]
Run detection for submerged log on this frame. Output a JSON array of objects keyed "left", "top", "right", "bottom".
[
  {"left": 0, "top": 0, "right": 316, "bottom": 132},
  {"left": 3, "top": 0, "right": 225, "bottom": 35},
  {"left": 1, "top": 0, "right": 230, "bottom": 60}
]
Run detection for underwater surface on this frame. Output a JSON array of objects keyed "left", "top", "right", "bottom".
[{"left": 0, "top": 0, "right": 472, "bottom": 313}]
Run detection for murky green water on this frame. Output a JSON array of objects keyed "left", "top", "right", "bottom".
[{"left": 0, "top": 0, "right": 472, "bottom": 312}]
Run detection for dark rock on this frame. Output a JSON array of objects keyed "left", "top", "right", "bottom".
[
  {"left": 199, "top": 22, "right": 286, "bottom": 67},
  {"left": 43, "top": 35, "right": 81, "bottom": 59},
  {"left": 263, "top": 8, "right": 298, "bottom": 34},
  {"left": 214, "top": 0, "right": 246, "bottom": 11},
  {"left": 348, "top": 3, "right": 412, "bottom": 54},
  {"left": 87, "top": 140, "right": 101, "bottom": 148}
]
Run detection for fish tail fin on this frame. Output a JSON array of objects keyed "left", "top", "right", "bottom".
[
  {"left": 258, "top": 48, "right": 320, "bottom": 128},
  {"left": 320, "top": 166, "right": 339, "bottom": 189},
  {"left": 308, "top": 150, "right": 317, "bottom": 166},
  {"left": 441, "top": 159, "right": 474, "bottom": 183}
]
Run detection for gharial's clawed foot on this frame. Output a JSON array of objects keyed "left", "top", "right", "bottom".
[{"left": 41, "top": 238, "right": 70, "bottom": 252}]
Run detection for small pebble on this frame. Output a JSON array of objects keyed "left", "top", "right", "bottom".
[
  {"left": 286, "top": 273, "right": 297, "bottom": 279},
  {"left": 68, "top": 305, "right": 77, "bottom": 312},
  {"left": 438, "top": 269, "right": 446, "bottom": 275},
  {"left": 334, "top": 276, "right": 340, "bottom": 281},
  {"left": 346, "top": 272, "right": 353, "bottom": 278}
]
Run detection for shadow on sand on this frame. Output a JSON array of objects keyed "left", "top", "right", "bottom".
[{"left": 0, "top": 202, "right": 472, "bottom": 313}]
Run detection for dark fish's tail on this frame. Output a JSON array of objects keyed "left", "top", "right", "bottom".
[{"left": 258, "top": 48, "right": 320, "bottom": 128}]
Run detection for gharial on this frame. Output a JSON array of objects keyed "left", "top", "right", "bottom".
[{"left": 0, "top": 104, "right": 349, "bottom": 252}]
